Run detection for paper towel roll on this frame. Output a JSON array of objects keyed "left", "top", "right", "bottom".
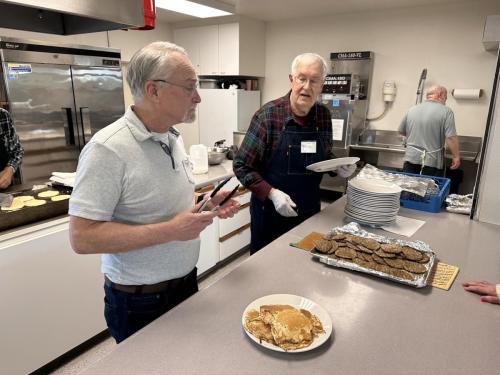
[{"left": 452, "top": 89, "right": 482, "bottom": 99}]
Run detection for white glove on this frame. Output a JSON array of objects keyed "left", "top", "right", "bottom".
[
  {"left": 268, "top": 188, "right": 298, "bottom": 217},
  {"left": 336, "top": 164, "right": 356, "bottom": 178}
]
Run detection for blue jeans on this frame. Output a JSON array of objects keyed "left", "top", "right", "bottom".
[{"left": 104, "top": 268, "right": 198, "bottom": 343}]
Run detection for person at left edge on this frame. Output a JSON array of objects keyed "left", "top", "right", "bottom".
[
  {"left": 0, "top": 108, "right": 24, "bottom": 189},
  {"left": 233, "top": 52, "right": 356, "bottom": 255},
  {"left": 68, "top": 41, "right": 240, "bottom": 343}
]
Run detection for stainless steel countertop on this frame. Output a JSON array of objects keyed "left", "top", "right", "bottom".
[
  {"left": 353, "top": 131, "right": 481, "bottom": 162},
  {"left": 350, "top": 143, "right": 405, "bottom": 153},
  {"left": 80, "top": 198, "right": 500, "bottom": 375},
  {"left": 351, "top": 144, "right": 479, "bottom": 161}
]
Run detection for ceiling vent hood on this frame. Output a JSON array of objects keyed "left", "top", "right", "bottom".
[
  {"left": 0, "top": 0, "right": 154, "bottom": 35},
  {"left": 483, "top": 15, "right": 500, "bottom": 51}
]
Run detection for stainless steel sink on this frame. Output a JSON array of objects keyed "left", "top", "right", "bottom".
[
  {"left": 353, "top": 130, "right": 481, "bottom": 161},
  {"left": 353, "top": 130, "right": 405, "bottom": 153}
]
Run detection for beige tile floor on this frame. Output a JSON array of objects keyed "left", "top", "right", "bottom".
[{"left": 48, "top": 250, "right": 250, "bottom": 375}]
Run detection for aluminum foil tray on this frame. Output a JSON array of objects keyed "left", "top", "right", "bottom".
[{"left": 310, "top": 222, "right": 435, "bottom": 288}]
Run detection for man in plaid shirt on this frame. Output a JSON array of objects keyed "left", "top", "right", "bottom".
[
  {"left": 233, "top": 53, "right": 355, "bottom": 254},
  {"left": 0, "top": 108, "right": 24, "bottom": 189}
]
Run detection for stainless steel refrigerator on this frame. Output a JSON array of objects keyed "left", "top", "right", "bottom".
[{"left": 0, "top": 36, "right": 125, "bottom": 185}]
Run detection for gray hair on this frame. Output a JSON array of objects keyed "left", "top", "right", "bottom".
[
  {"left": 291, "top": 53, "right": 328, "bottom": 79},
  {"left": 426, "top": 85, "right": 448, "bottom": 100},
  {"left": 126, "top": 41, "right": 188, "bottom": 99},
  {"left": 426, "top": 85, "right": 448, "bottom": 98}
]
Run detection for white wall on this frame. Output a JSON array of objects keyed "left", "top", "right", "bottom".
[{"left": 263, "top": 0, "right": 500, "bottom": 137}]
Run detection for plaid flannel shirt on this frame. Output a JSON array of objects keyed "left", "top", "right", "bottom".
[
  {"left": 233, "top": 92, "right": 333, "bottom": 201},
  {"left": 0, "top": 108, "right": 24, "bottom": 172}
]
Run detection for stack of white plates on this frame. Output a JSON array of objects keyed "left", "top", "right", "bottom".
[{"left": 345, "top": 178, "right": 402, "bottom": 227}]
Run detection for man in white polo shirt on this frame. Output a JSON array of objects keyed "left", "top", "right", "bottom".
[{"left": 69, "top": 42, "right": 239, "bottom": 343}]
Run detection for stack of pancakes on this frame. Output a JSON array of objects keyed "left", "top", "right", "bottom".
[{"left": 244, "top": 304, "right": 324, "bottom": 350}]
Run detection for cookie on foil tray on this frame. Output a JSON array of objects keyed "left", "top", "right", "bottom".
[{"left": 312, "top": 227, "right": 435, "bottom": 288}]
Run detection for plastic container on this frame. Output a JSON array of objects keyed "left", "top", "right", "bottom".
[
  {"left": 189, "top": 144, "right": 208, "bottom": 174},
  {"left": 385, "top": 171, "right": 451, "bottom": 213}
]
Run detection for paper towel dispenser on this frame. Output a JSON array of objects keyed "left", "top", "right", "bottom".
[
  {"left": 0, "top": 0, "right": 153, "bottom": 35},
  {"left": 483, "top": 15, "right": 500, "bottom": 51}
]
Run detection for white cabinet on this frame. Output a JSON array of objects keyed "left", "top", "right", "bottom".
[
  {"left": 219, "top": 189, "right": 251, "bottom": 261},
  {"left": 218, "top": 23, "right": 238, "bottom": 75},
  {"left": 198, "top": 25, "right": 219, "bottom": 75},
  {"left": 197, "top": 217, "right": 219, "bottom": 275},
  {"left": 219, "top": 226, "right": 251, "bottom": 260},
  {"left": 219, "top": 204, "right": 250, "bottom": 237},
  {"left": 173, "top": 20, "right": 265, "bottom": 77},
  {"left": 0, "top": 219, "right": 105, "bottom": 375},
  {"left": 195, "top": 181, "right": 251, "bottom": 265},
  {"left": 198, "top": 89, "right": 260, "bottom": 147}
]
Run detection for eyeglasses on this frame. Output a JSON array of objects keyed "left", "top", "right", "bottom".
[
  {"left": 293, "top": 75, "right": 324, "bottom": 88},
  {"left": 152, "top": 79, "right": 199, "bottom": 96}
]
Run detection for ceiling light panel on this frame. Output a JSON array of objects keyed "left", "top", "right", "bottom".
[{"left": 156, "top": 0, "right": 233, "bottom": 18}]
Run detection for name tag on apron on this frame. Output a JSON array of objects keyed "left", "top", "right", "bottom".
[{"left": 301, "top": 141, "right": 317, "bottom": 154}]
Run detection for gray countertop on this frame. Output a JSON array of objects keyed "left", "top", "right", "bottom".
[
  {"left": 80, "top": 198, "right": 500, "bottom": 375},
  {"left": 193, "top": 159, "right": 235, "bottom": 189}
]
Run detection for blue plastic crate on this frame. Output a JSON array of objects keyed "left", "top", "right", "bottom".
[{"left": 385, "top": 171, "right": 451, "bottom": 213}]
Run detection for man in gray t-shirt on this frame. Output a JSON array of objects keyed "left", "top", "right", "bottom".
[
  {"left": 69, "top": 42, "right": 239, "bottom": 343},
  {"left": 398, "top": 85, "right": 460, "bottom": 176}
]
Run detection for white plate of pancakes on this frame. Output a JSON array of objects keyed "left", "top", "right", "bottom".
[{"left": 242, "top": 294, "right": 333, "bottom": 353}]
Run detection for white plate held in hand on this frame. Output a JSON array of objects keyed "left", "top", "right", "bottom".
[{"left": 306, "top": 157, "right": 360, "bottom": 173}]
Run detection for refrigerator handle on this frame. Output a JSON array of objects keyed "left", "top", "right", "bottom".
[
  {"left": 62, "top": 107, "right": 76, "bottom": 146},
  {"left": 79, "top": 107, "right": 91, "bottom": 145}
]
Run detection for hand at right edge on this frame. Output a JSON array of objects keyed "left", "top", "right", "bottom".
[{"left": 462, "top": 280, "right": 500, "bottom": 305}]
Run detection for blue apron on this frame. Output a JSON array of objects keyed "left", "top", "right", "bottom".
[{"left": 250, "top": 122, "right": 328, "bottom": 253}]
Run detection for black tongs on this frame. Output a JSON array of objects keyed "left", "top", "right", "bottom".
[
  {"left": 210, "top": 184, "right": 240, "bottom": 212},
  {"left": 197, "top": 177, "right": 233, "bottom": 213}
]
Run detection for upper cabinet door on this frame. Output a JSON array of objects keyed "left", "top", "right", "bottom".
[
  {"left": 173, "top": 19, "right": 264, "bottom": 77},
  {"left": 174, "top": 28, "right": 201, "bottom": 74},
  {"left": 198, "top": 25, "right": 219, "bottom": 75},
  {"left": 218, "top": 23, "right": 239, "bottom": 76}
]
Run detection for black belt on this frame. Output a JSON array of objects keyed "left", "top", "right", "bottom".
[{"left": 104, "top": 269, "right": 194, "bottom": 294}]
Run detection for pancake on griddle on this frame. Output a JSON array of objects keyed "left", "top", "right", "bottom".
[
  {"left": 51, "top": 194, "right": 71, "bottom": 202},
  {"left": 38, "top": 190, "right": 59, "bottom": 198},
  {"left": 24, "top": 199, "right": 47, "bottom": 207}
]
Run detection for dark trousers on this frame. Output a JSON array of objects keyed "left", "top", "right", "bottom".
[
  {"left": 250, "top": 198, "right": 319, "bottom": 255},
  {"left": 403, "top": 161, "right": 444, "bottom": 177},
  {"left": 104, "top": 268, "right": 198, "bottom": 343}
]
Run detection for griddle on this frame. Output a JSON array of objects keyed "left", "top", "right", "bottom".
[{"left": 0, "top": 186, "right": 72, "bottom": 233}]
